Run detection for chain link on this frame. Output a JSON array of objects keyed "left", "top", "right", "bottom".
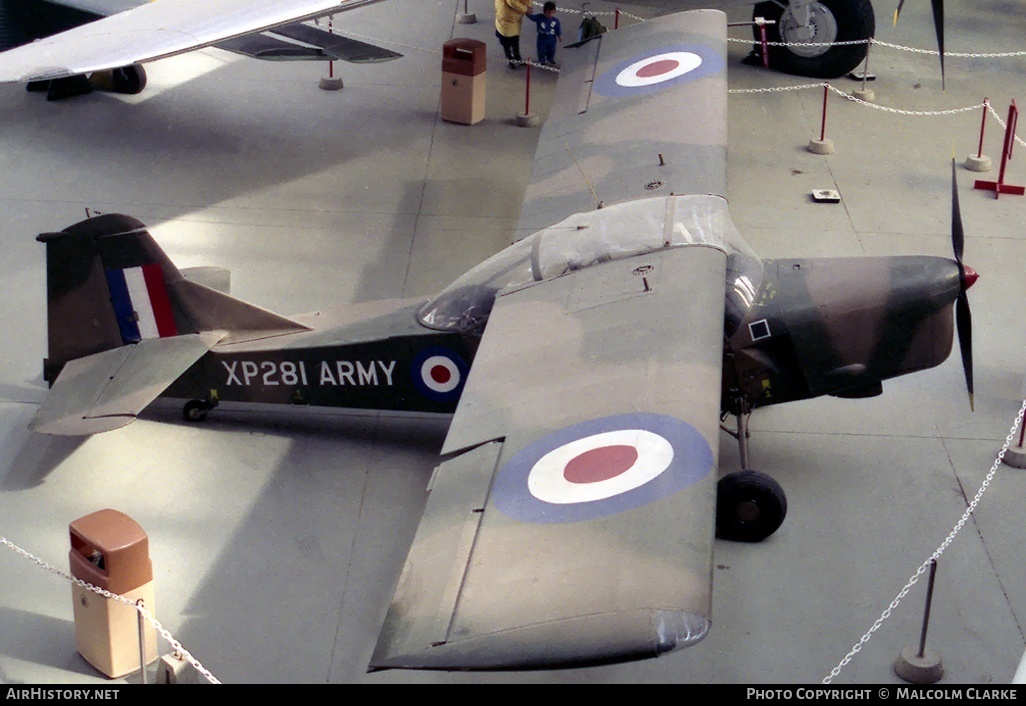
[
  {"left": 986, "top": 101, "right": 1026, "bottom": 151},
  {"left": 822, "top": 399, "right": 1026, "bottom": 683},
  {"left": 731, "top": 81, "right": 988, "bottom": 119},
  {"left": 870, "top": 39, "right": 1026, "bottom": 59},
  {"left": 728, "top": 35, "right": 1026, "bottom": 58},
  {"left": 0, "top": 535, "right": 221, "bottom": 684}
]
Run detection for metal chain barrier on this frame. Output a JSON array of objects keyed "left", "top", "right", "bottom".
[
  {"left": 0, "top": 535, "right": 221, "bottom": 684},
  {"left": 822, "top": 399, "right": 1026, "bottom": 684},
  {"left": 727, "top": 36, "right": 1026, "bottom": 58},
  {"left": 730, "top": 82, "right": 1020, "bottom": 147},
  {"left": 987, "top": 101, "right": 1026, "bottom": 151},
  {"left": 870, "top": 39, "right": 1026, "bottom": 59}
]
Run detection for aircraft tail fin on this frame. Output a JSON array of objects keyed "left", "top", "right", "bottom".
[{"left": 38, "top": 213, "right": 309, "bottom": 383}]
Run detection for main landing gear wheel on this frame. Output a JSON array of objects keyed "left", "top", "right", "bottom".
[
  {"left": 716, "top": 470, "right": 788, "bottom": 543},
  {"left": 111, "top": 64, "right": 147, "bottom": 95},
  {"left": 752, "top": 0, "right": 875, "bottom": 78},
  {"left": 183, "top": 399, "right": 215, "bottom": 423}
]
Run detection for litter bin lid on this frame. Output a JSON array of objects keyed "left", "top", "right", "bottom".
[
  {"left": 69, "top": 509, "right": 152, "bottom": 592},
  {"left": 443, "top": 38, "right": 486, "bottom": 76}
]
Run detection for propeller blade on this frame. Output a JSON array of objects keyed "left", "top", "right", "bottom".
[
  {"left": 931, "top": 0, "right": 945, "bottom": 89},
  {"left": 956, "top": 291, "right": 974, "bottom": 412},
  {"left": 893, "top": 0, "right": 907, "bottom": 26},
  {"left": 949, "top": 157, "right": 973, "bottom": 410},
  {"left": 951, "top": 157, "right": 964, "bottom": 264}
]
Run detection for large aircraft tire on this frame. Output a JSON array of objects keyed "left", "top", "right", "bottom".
[
  {"left": 752, "top": 0, "right": 874, "bottom": 78},
  {"left": 716, "top": 470, "right": 787, "bottom": 543},
  {"left": 111, "top": 64, "right": 147, "bottom": 95}
]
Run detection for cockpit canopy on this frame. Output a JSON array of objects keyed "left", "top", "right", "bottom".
[{"left": 417, "top": 195, "right": 763, "bottom": 334}]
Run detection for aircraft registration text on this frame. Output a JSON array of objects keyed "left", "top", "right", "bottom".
[{"left": 222, "top": 360, "right": 397, "bottom": 387}]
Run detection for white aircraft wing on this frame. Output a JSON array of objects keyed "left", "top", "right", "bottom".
[{"left": 0, "top": 0, "right": 387, "bottom": 83}]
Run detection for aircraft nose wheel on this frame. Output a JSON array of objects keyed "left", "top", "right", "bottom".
[
  {"left": 716, "top": 470, "right": 787, "bottom": 542},
  {"left": 183, "top": 399, "right": 216, "bottom": 423}
]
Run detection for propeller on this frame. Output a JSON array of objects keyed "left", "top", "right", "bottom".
[
  {"left": 894, "top": 0, "right": 946, "bottom": 89},
  {"left": 950, "top": 157, "right": 977, "bottom": 411}
]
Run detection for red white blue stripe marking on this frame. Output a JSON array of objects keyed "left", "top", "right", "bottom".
[
  {"left": 105, "top": 264, "right": 178, "bottom": 344},
  {"left": 594, "top": 43, "right": 724, "bottom": 97},
  {"left": 492, "top": 413, "right": 713, "bottom": 524}
]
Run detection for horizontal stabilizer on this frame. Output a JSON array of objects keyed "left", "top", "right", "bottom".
[
  {"left": 30, "top": 332, "right": 222, "bottom": 435},
  {"left": 215, "top": 33, "right": 334, "bottom": 61},
  {"left": 216, "top": 22, "right": 401, "bottom": 63},
  {"left": 267, "top": 22, "right": 401, "bottom": 63}
]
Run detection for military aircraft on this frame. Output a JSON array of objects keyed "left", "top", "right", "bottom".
[
  {"left": 0, "top": 0, "right": 399, "bottom": 100},
  {"left": 29, "top": 9, "right": 977, "bottom": 669}
]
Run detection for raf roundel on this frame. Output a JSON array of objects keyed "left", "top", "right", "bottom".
[
  {"left": 492, "top": 413, "right": 714, "bottom": 524},
  {"left": 593, "top": 43, "right": 724, "bottom": 98},
  {"left": 410, "top": 347, "right": 468, "bottom": 403}
]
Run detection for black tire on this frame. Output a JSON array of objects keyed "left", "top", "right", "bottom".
[
  {"left": 716, "top": 470, "right": 788, "bottom": 543},
  {"left": 111, "top": 64, "right": 147, "bottom": 95},
  {"left": 752, "top": 0, "right": 875, "bottom": 78},
  {"left": 183, "top": 400, "right": 210, "bottom": 423}
]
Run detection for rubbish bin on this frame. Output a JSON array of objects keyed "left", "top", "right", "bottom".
[
  {"left": 69, "top": 509, "right": 157, "bottom": 678},
  {"left": 441, "top": 38, "right": 486, "bottom": 125}
]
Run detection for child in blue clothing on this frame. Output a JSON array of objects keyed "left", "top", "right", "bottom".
[{"left": 526, "top": 2, "right": 562, "bottom": 67}]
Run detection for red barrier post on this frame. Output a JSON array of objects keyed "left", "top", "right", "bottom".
[
  {"left": 760, "top": 21, "right": 769, "bottom": 69},
  {"left": 975, "top": 100, "right": 1024, "bottom": 199},
  {"left": 615, "top": 8, "right": 620, "bottom": 30},
  {"left": 524, "top": 60, "right": 531, "bottom": 116},
  {"left": 977, "top": 98, "right": 989, "bottom": 159},
  {"left": 820, "top": 84, "right": 829, "bottom": 142}
]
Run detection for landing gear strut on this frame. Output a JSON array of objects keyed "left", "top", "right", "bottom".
[{"left": 717, "top": 396, "right": 788, "bottom": 542}]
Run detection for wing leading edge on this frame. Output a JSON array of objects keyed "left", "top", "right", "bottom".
[{"left": 0, "top": 0, "right": 391, "bottom": 83}]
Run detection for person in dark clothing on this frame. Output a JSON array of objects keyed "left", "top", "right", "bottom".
[{"left": 526, "top": 1, "right": 562, "bottom": 66}]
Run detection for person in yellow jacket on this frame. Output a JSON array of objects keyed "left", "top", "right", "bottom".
[{"left": 495, "top": 0, "right": 533, "bottom": 69}]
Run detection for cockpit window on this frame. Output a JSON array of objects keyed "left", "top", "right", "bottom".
[{"left": 417, "top": 195, "right": 762, "bottom": 332}]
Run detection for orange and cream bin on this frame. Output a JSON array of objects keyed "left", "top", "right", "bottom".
[
  {"left": 441, "top": 38, "right": 486, "bottom": 125},
  {"left": 69, "top": 509, "right": 157, "bottom": 678}
]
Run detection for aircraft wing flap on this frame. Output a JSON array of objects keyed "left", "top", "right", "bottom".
[
  {"left": 30, "top": 332, "right": 222, "bottom": 435},
  {"left": 372, "top": 244, "right": 727, "bottom": 670},
  {"left": 372, "top": 441, "right": 501, "bottom": 658},
  {"left": 0, "top": 0, "right": 387, "bottom": 82}
]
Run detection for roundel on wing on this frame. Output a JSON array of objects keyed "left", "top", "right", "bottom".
[
  {"left": 593, "top": 43, "right": 724, "bottom": 97},
  {"left": 410, "top": 347, "right": 468, "bottom": 403},
  {"left": 492, "top": 413, "right": 714, "bottom": 524}
]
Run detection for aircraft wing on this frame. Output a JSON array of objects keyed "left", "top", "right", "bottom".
[
  {"left": 0, "top": 0, "right": 390, "bottom": 83},
  {"left": 29, "top": 332, "right": 223, "bottom": 435},
  {"left": 371, "top": 8, "right": 732, "bottom": 671},
  {"left": 372, "top": 240, "right": 727, "bottom": 670},
  {"left": 513, "top": 8, "right": 728, "bottom": 239}
]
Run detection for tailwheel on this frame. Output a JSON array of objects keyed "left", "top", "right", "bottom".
[
  {"left": 183, "top": 399, "right": 215, "bottom": 423},
  {"left": 716, "top": 470, "right": 787, "bottom": 543}
]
